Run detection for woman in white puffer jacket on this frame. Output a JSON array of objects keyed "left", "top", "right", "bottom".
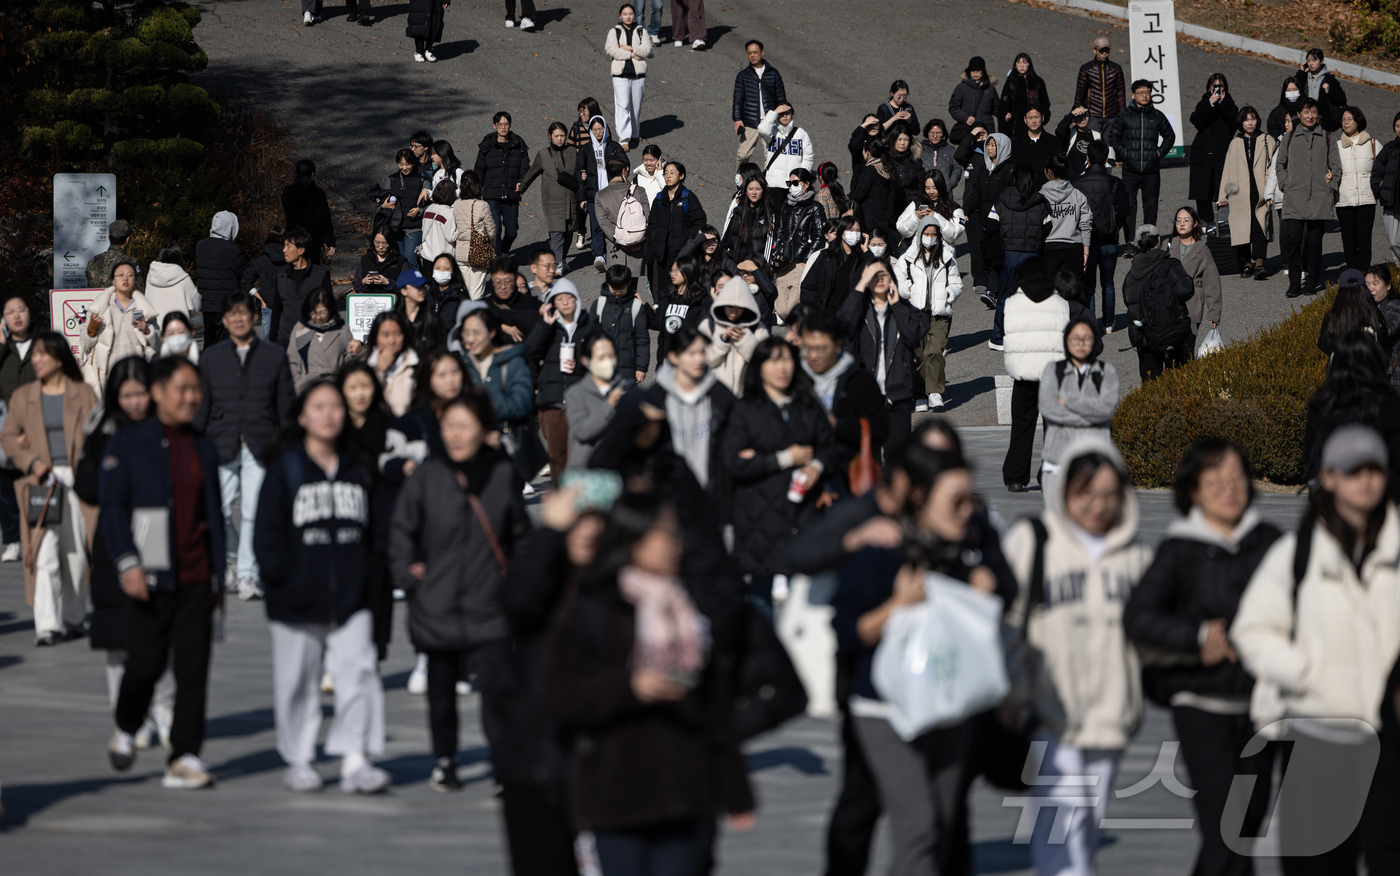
[
  {"left": 1330, "top": 106, "right": 1380, "bottom": 271},
  {"left": 1001, "top": 256, "right": 1070, "bottom": 490},
  {"left": 895, "top": 215, "right": 962, "bottom": 410},
  {"left": 143, "top": 244, "right": 201, "bottom": 328},
  {"left": 895, "top": 168, "right": 966, "bottom": 246}
]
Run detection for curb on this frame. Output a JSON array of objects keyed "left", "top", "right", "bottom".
[{"left": 1039, "top": 0, "right": 1400, "bottom": 89}]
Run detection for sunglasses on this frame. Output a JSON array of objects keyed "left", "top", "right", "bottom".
[{"left": 1096, "top": 46, "right": 1111, "bottom": 53}]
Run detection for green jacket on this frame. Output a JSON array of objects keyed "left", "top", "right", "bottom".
[{"left": 85, "top": 246, "right": 146, "bottom": 291}]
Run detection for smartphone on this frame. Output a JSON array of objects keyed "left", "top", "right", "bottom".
[
  {"left": 131, "top": 309, "right": 144, "bottom": 325},
  {"left": 366, "top": 270, "right": 381, "bottom": 277}
]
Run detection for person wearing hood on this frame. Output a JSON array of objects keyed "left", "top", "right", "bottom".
[
  {"left": 1011, "top": 108, "right": 1062, "bottom": 179},
  {"left": 1001, "top": 256, "right": 1068, "bottom": 491},
  {"left": 1291, "top": 47, "right": 1348, "bottom": 132},
  {"left": 1232, "top": 424, "right": 1400, "bottom": 873},
  {"left": 918, "top": 119, "right": 963, "bottom": 192},
  {"left": 1277, "top": 98, "right": 1333, "bottom": 298},
  {"left": 474, "top": 112, "right": 531, "bottom": 255},
  {"left": 955, "top": 128, "right": 1015, "bottom": 298},
  {"left": 1073, "top": 35, "right": 1128, "bottom": 133},
  {"left": 1123, "top": 439, "right": 1282, "bottom": 876},
  {"left": 839, "top": 259, "right": 928, "bottom": 456},
  {"left": 772, "top": 167, "right": 825, "bottom": 318},
  {"left": 287, "top": 289, "right": 359, "bottom": 393},
  {"left": 1002, "top": 437, "right": 1151, "bottom": 876},
  {"left": 652, "top": 325, "right": 737, "bottom": 512},
  {"left": 1167, "top": 207, "right": 1223, "bottom": 352},
  {"left": 896, "top": 214, "right": 961, "bottom": 412},
  {"left": 1123, "top": 224, "right": 1195, "bottom": 380},
  {"left": 196, "top": 211, "right": 248, "bottom": 347},
  {"left": 1074, "top": 140, "right": 1130, "bottom": 329},
  {"left": 577, "top": 114, "right": 630, "bottom": 272},
  {"left": 895, "top": 168, "right": 966, "bottom": 249},
  {"left": 564, "top": 332, "right": 628, "bottom": 470},
  {"left": 591, "top": 265, "right": 651, "bottom": 383},
  {"left": 1331, "top": 106, "right": 1380, "bottom": 272},
  {"left": 606, "top": 5, "right": 653, "bottom": 151},
  {"left": 144, "top": 244, "right": 200, "bottom": 335},
  {"left": 1001, "top": 53, "right": 1052, "bottom": 137},
  {"left": 992, "top": 165, "right": 1050, "bottom": 351},
  {"left": 757, "top": 101, "right": 815, "bottom": 196},
  {"left": 525, "top": 278, "right": 593, "bottom": 483},
  {"left": 282, "top": 160, "right": 336, "bottom": 264},
  {"left": 1219, "top": 106, "right": 1276, "bottom": 279},
  {"left": 81, "top": 260, "right": 160, "bottom": 395},
  {"left": 1371, "top": 111, "right": 1400, "bottom": 265},
  {"left": 947, "top": 56, "right": 999, "bottom": 145},
  {"left": 1187, "top": 74, "right": 1239, "bottom": 224},
  {"left": 698, "top": 276, "right": 770, "bottom": 396},
  {"left": 1040, "top": 153, "right": 1094, "bottom": 281},
  {"left": 272, "top": 227, "right": 333, "bottom": 348},
  {"left": 1038, "top": 317, "right": 1118, "bottom": 481},
  {"left": 1108, "top": 80, "right": 1176, "bottom": 255}
]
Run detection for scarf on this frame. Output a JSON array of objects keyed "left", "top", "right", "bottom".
[
  {"left": 786, "top": 186, "right": 816, "bottom": 207},
  {"left": 617, "top": 566, "right": 710, "bottom": 684},
  {"left": 803, "top": 352, "right": 855, "bottom": 412}
]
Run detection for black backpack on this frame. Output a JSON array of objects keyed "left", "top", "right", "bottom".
[{"left": 1138, "top": 258, "right": 1190, "bottom": 351}]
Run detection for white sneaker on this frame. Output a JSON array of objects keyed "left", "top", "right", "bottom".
[
  {"left": 521, "top": 482, "right": 536, "bottom": 497},
  {"left": 519, "top": 16, "right": 534, "bottom": 30},
  {"left": 134, "top": 723, "right": 157, "bottom": 750},
  {"left": 424, "top": 50, "right": 437, "bottom": 62},
  {"left": 392, "top": 588, "right": 407, "bottom": 601},
  {"left": 236, "top": 576, "right": 263, "bottom": 601},
  {"left": 455, "top": 679, "right": 475, "bottom": 696},
  {"left": 535, "top": 464, "right": 552, "bottom": 480},
  {"left": 1, "top": 543, "right": 20, "bottom": 562},
  {"left": 673, "top": 40, "right": 683, "bottom": 47},
  {"left": 303, "top": 11, "right": 313, "bottom": 24},
  {"left": 914, "top": 399, "right": 929, "bottom": 413},
  {"left": 109, "top": 730, "right": 136, "bottom": 772},
  {"left": 320, "top": 672, "right": 335, "bottom": 694},
  {"left": 162, "top": 754, "right": 214, "bottom": 790},
  {"left": 283, "top": 764, "right": 323, "bottom": 792},
  {"left": 988, "top": 339, "right": 1004, "bottom": 351},
  {"left": 691, "top": 39, "right": 705, "bottom": 49},
  {"left": 594, "top": 257, "right": 606, "bottom": 272},
  {"left": 407, "top": 653, "right": 429, "bottom": 695},
  {"left": 504, "top": 18, "right": 515, "bottom": 26},
  {"left": 341, "top": 763, "right": 391, "bottom": 794},
  {"left": 413, "top": 52, "right": 425, "bottom": 63},
  {"left": 928, "top": 393, "right": 945, "bottom": 411}
]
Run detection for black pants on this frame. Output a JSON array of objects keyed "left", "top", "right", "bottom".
[
  {"left": 965, "top": 214, "right": 991, "bottom": 289},
  {"left": 1122, "top": 169, "right": 1162, "bottom": 246},
  {"left": 1337, "top": 204, "right": 1376, "bottom": 271},
  {"left": 1172, "top": 706, "right": 1275, "bottom": 876},
  {"left": 1281, "top": 218, "right": 1325, "bottom": 288},
  {"left": 501, "top": 781, "right": 579, "bottom": 876},
  {"left": 1361, "top": 741, "right": 1400, "bottom": 874},
  {"left": 349, "top": 0, "right": 372, "bottom": 14},
  {"left": 414, "top": 36, "right": 436, "bottom": 52},
  {"left": 425, "top": 649, "right": 470, "bottom": 759},
  {"left": 202, "top": 310, "right": 226, "bottom": 346},
  {"left": 595, "top": 820, "right": 702, "bottom": 876},
  {"left": 505, "top": 0, "right": 536, "bottom": 20},
  {"left": 1233, "top": 211, "right": 1268, "bottom": 265},
  {"left": 0, "top": 466, "right": 20, "bottom": 544},
  {"left": 1042, "top": 241, "right": 1084, "bottom": 285},
  {"left": 116, "top": 582, "right": 213, "bottom": 763},
  {"left": 824, "top": 710, "right": 883, "bottom": 876},
  {"left": 884, "top": 400, "right": 913, "bottom": 464},
  {"left": 1137, "top": 344, "right": 1189, "bottom": 381},
  {"left": 1003, "top": 378, "right": 1039, "bottom": 487}
]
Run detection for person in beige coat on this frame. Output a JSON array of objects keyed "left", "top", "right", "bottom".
[
  {"left": 1167, "top": 207, "right": 1224, "bottom": 352},
  {"left": 451, "top": 172, "right": 497, "bottom": 301},
  {"left": 0, "top": 334, "right": 99, "bottom": 645},
  {"left": 698, "top": 276, "right": 768, "bottom": 396},
  {"left": 1002, "top": 435, "right": 1151, "bottom": 876},
  {"left": 81, "top": 261, "right": 159, "bottom": 396},
  {"left": 1217, "top": 110, "right": 1276, "bottom": 278}
]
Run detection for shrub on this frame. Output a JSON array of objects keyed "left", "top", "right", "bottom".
[
  {"left": 1352, "top": 0, "right": 1400, "bottom": 58},
  {"left": 1113, "top": 284, "right": 1347, "bottom": 486}
]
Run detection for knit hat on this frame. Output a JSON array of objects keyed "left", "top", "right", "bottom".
[
  {"left": 545, "top": 276, "right": 580, "bottom": 304},
  {"left": 398, "top": 267, "right": 425, "bottom": 289},
  {"left": 965, "top": 56, "right": 987, "bottom": 76}
]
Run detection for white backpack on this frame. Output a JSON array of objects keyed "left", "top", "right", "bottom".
[{"left": 614, "top": 185, "right": 647, "bottom": 249}]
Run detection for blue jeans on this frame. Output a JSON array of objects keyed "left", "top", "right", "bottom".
[
  {"left": 218, "top": 444, "right": 266, "bottom": 584},
  {"left": 646, "top": 0, "right": 664, "bottom": 37},
  {"left": 593, "top": 820, "right": 701, "bottom": 876},
  {"left": 488, "top": 200, "right": 519, "bottom": 254},
  {"left": 259, "top": 306, "right": 271, "bottom": 340},
  {"left": 995, "top": 250, "right": 1037, "bottom": 343},
  {"left": 588, "top": 200, "right": 606, "bottom": 259},
  {"left": 399, "top": 230, "right": 421, "bottom": 264},
  {"left": 1083, "top": 241, "right": 1118, "bottom": 326}
]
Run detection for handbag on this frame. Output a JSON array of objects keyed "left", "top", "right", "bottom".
[
  {"left": 466, "top": 202, "right": 495, "bottom": 271},
  {"left": 847, "top": 418, "right": 881, "bottom": 497},
  {"left": 732, "top": 602, "right": 809, "bottom": 740},
  {"left": 27, "top": 475, "right": 62, "bottom": 527}
]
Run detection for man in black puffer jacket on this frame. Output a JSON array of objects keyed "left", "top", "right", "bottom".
[
  {"left": 1108, "top": 81, "right": 1176, "bottom": 253},
  {"left": 474, "top": 112, "right": 531, "bottom": 254},
  {"left": 195, "top": 291, "right": 296, "bottom": 601},
  {"left": 195, "top": 211, "right": 248, "bottom": 347},
  {"left": 732, "top": 40, "right": 787, "bottom": 167},
  {"left": 1073, "top": 140, "right": 1129, "bottom": 328}
]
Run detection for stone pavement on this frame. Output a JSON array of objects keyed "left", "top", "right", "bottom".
[{"left": 0, "top": 427, "right": 1304, "bottom": 874}]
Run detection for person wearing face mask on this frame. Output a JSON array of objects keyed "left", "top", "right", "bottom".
[
  {"left": 287, "top": 289, "right": 359, "bottom": 393},
  {"left": 426, "top": 255, "right": 467, "bottom": 337},
  {"left": 771, "top": 168, "right": 825, "bottom": 319},
  {"left": 896, "top": 216, "right": 962, "bottom": 413},
  {"left": 802, "top": 215, "right": 867, "bottom": 317},
  {"left": 525, "top": 278, "right": 592, "bottom": 483},
  {"left": 956, "top": 129, "right": 1016, "bottom": 301},
  {"left": 757, "top": 102, "right": 814, "bottom": 201},
  {"left": 564, "top": 332, "right": 627, "bottom": 470},
  {"left": 1268, "top": 79, "right": 1304, "bottom": 138},
  {"left": 159, "top": 312, "right": 201, "bottom": 366},
  {"left": 841, "top": 259, "right": 928, "bottom": 456}
]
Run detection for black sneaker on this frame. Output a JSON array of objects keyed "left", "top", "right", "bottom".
[
  {"left": 35, "top": 631, "right": 59, "bottom": 647},
  {"left": 358, "top": 15, "right": 374, "bottom": 25},
  {"left": 347, "top": 11, "right": 359, "bottom": 21},
  {"left": 1303, "top": 281, "right": 1319, "bottom": 296},
  {"left": 1122, "top": 244, "right": 1137, "bottom": 259},
  {"left": 1285, "top": 285, "right": 1303, "bottom": 299},
  {"left": 978, "top": 290, "right": 996, "bottom": 310},
  {"left": 109, "top": 730, "right": 136, "bottom": 772},
  {"left": 429, "top": 758, "right": 461, "bottom": 792}
]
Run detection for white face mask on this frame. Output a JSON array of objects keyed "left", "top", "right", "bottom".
[
  {"left": 921, "top": 235, "right": 938, "bottom": 249},
  {"left": 735, "top": 174, "right": 744, "bottom": 187},
  {"left": 1285, "top": 91, "right": 1300, "bottom": 103},
  {"left": 589, "top": 357, "right": 616, "bottom": 381},
  {"left": 868, "top": 245, "right": 887, "bottom": 258},
  {"left": 747, "top": 282, "right": 760, "bottom": 296},
  {"left": 164, "top": 333, "right": 192, "bottom": 354},
  {"left": 432, "top": 270, "right": 452, "bottom": 284},
  {"left": 788, "top": 183, "right": 803, "bottom": 197},
  {"left": 843, "top": 230, "right": 862, "bottom": 246}
]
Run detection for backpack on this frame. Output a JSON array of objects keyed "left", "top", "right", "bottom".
[
  {"left": 593, "top": 295, "right": 644, "bottom": 326},
  {"left": 1138, "top": 259, "right": 1190, "bottom": 351},
  {"left": 614, "top": 185, "right": 648, "bottom": 249}
]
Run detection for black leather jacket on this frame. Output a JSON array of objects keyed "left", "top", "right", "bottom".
[{"left": 772, "top": 195, "right": 825, "bottom": 269}]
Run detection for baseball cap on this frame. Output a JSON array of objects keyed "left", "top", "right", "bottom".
[
  {"left": 109, "top": 219, "right": 131, "bottom": 238},
  {"left": 1135, "top": 223, "right": 1159, "bottom": 239},
  {"left": 1338, "top": 268, "right": 1366, "bottom": 288},
  {"left": 1321, "top": 425, "right": 1388, "bottom": 474},
  {"left": 398, "top": 267, "right": 425, "bottom": 289}
]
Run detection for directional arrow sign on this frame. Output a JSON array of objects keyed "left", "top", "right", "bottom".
[
  {"left": 64, "top": 251, "right": 74, "bottom": 259},
  {"left": 96, "top": 185, "right": 108, "bottom": 197},
  {"left": 53, "top": 173, "right": 116, "bottom": 289}
]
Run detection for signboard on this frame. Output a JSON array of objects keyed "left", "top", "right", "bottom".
[
  {"left": 1128, "top": 0, "right": 1185, "bottom": 159},
  {"left": 346, "top": 293, "right": 397, "bottom": 342},
  {"left": 53, "top": 173, "right": 118, "bottom": 290},
  {"left": 50, "top": 289, "right": 100, "bottom": 356}
]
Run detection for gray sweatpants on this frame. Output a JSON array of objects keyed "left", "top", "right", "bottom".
[
  {"left": 853, "top": 715, "right": 969, "bottom": 876},
  {"left": 1384, "top": 208, "right": 1400, "bottom": 263},
  {"left": 270, "top": 609, "right": 385, "bottom": 767}
]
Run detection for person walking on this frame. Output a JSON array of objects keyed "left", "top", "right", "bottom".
[
  {"left": 287, "top": 289, "right": 359, "bottom": 393},
  {"left": 145, "top": 243, "right": 202, "bottom": 331},
  {"left": 876, "top": 80, "right": 919, "bottom": 136},
  {"left": 895, "top": 215, "right": 961, "bottom": 412},
  {"left": 670, "top": 0, "right": 706, "bottom": 48},
  {"left": 195, "top": 291, "right": 297, "bottom": 601},
  {"left": 475, "top": 113, "right": 531, "bottom": 255},
  {"left": 1332, "top": 107, "right": 1379, "bottom": 272},
  {"left": 594, "top": 161, "right": 651, "bottom": 293},
  {"left": 1001, "top": 257, "right": 1069, "bottom": 491},
  {"left": 1056, "top": 105, "right": 1107, "bottom": 181},
  {"left": 732, "top": 41, "right": 787, "bottom": 168},
  {"left": 525, "top": 278, "right": 593, "bottom": 482},
  {"left": 256, "top": 381, "right": 391, "bottom": 794},
  {"left": 563, "top": 333, "right": 626, "bottom": 470},
  {"left": 1040, "top": 153, "right": 1093, "bottom": 281},
  {"left": 195, "top": 211, "right": 248, "bottom": 347},
  {"left": 380, "top": 150, "right": 427, "bottom": 265},
  {"left": 282, "top": 160, "right": 336, "bottom": 264},
  {"left": 771, "top": 167, "right": 825, "bottom": 318},
  {"left": 1167, "top": 207, "right": 1223, "bottom": 355},
  {"left": 1108, "top": 80, "right": 1177, "bottom": 256},
  {"left": 642, "top": 161, "right": 707, "bottom": 307},
  {"left": 521, "top": 123, "right": 582, "bottom": 272},
  {"left": 103, "top": 356, "right": 225, "bottom": 791},
  {"left": 405, "top": 0, "right": 446, "bottom": 62},
  {"left": 80, "top": 260, "right": 159, "bottom": 395},
  {"left": 1218, "top": 106, "right": 1276, "bottom": 279},
  {"left": 1123, "top": 224, "right": 1195, "bottom": 379},
  {"left": 839, "top": 259, "right": 928, "bottom": 456},
  {"left": 0, "top": 293, "right": 38, "bottom": 563},
  {"left": 757, "top": 102, "right": 815, "bottom": 197},
  {"left": 1073, "top": 36, "right": 1127, "bottom": 134},
  {"left": 1038, "top": 317, "right": 1118, "bottom": 482},
  {"left": 992, "top": 165, "right": 1049, "bottom": 351},
  {"left": 349, "top": 230, "right": 406, "bottom": 298},
  {"left": 607, "top": 5, "right": 652, "bottom": 150},
  {"left": 1277, "top": 98, "right": 1333, "bottom": 297},
  {"left": 242, "top": 227, "right": 287, "bottom": 341},
  {"left": 1, "top": 333, "right": 99, "bottom": 645},
  {"left": 1074, "top": 140, "right": 1128, "bottom": 328},
  {"left": 577, "top": 115, "right": 630, "bottom": 273},
  {"left": 956, "top": 130, "right": 1015, "bottom": 300},
  {"left": 1001, "top": 53, "right": 1052, "bottom": 137},
  {"left": 698, "top": 275, "right": 770, "bottom": 396},
  {"left": 918, "top": 120, "right": 963, "bottom": 191},
  {"left": 271, "top": 228, "right": 334, "bottom": 347},
  {"left": 1371, "top": 112, "right": 1400, "bottom": 264},
  {"left": 947, "top": 56, "right": 999, "bottom": 145},
  {"left": 417, "top": 180, "right": 459, "bottom": 271},
  {"left": 1188, "top": 74, "right": 1239, "bottom": 225},
  {"left": 1291, "top": 48, "right": 1348, "bottom": 132},
  {"left": 1123, "top": 438, "right": 1282, "bottom": 876},
  {"left": 450, "top": 171, "right": 496, "bottom": 301}
]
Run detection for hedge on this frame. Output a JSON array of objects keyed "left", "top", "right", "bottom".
[{"left": 1112, "top": 284, "right": 1346, "bottom": 487}]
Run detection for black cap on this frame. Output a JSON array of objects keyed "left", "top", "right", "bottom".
[{"left": 966, "top": 56, "right": 986, "bottom": 75}]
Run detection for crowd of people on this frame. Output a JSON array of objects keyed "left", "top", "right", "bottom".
[{"left": 12, "top": 9, "right": 1400, "bottom": 876}]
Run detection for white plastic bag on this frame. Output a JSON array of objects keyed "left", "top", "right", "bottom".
[
  {"left": 871, "top": 572, "right": 1010, "bottom": 741},
  {"left": 775, "top": 574, "right": 839, "bottom": 720},
  {"left": 1196, "top": 327, "right": 1224, "bottom": 358}
]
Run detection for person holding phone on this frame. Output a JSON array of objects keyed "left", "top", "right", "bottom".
[
  {"left": 524, "top": 278, "right": 592, "bottom": 483},
  {"left": 81, "top": 260, "right": 159, "bottom": 395},
  {"left": 1188, "top": 73, "right": 1239, "bottom": 227}
]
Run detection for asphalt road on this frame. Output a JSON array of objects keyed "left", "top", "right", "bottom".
[{"left": 192, "top": 0, "right": 1400, "bottom": 427}]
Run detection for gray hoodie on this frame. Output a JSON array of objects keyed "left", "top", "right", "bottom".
[
  {"left": 1040, "top": 179, "right": 1093, "bottom": 246},
  {"left": 210, "top": 211, "right": 239, "bottom": 242},
  {"left": 654, "top": 361, "right": 717, "bottom": 487}
]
